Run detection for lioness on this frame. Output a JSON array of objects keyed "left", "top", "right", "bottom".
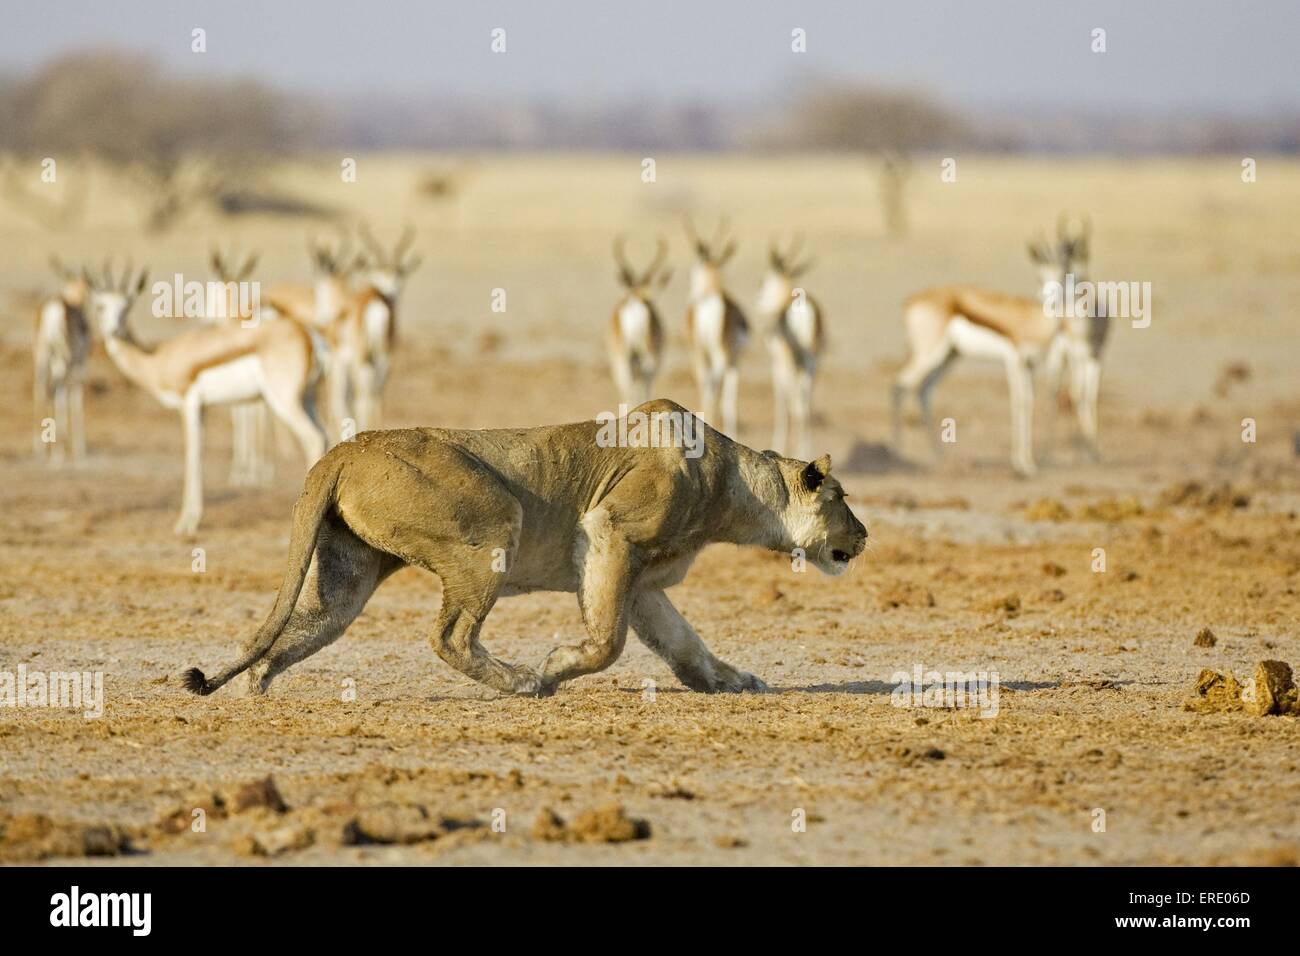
[{"left": 184, "top": 399, "right": 867, "bottom": 698}]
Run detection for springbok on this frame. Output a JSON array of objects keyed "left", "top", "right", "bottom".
[
  {"left": 891, "top": 217, "right": 1092, "bottom": 477},
  {"left": 264, "top": 233, "right": 362, "bottom": 330},
  {"left": 607, "top": 235, "right": 670, "bottom": 405},
  {"left": 684, "top": 218, "right": 748, "bottom": 437},
  {"left": 88, "top": 261, "right": 327, "bottom": 536},
  {"left": 329, "top": 222, "right": 421, "bottom": 433},
  {"left": 758, "top": 235, "right": 823, "bottom": 459},
  {"left": 1041, "top": 217, "right": 1109, "bottom": 460},
  {"left": 32, "top": 256, "right": 92, "bottom": 465},
  {"left": 207, "top": 248, "right": 274, "bottom": 486}
]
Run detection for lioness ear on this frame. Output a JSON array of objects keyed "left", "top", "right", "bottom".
[
  {"left": 761, "top": 449, "right": 781, "bottom": 459},
  {"left": 801, "top": 454, "right": 832, "bottom": 492}
]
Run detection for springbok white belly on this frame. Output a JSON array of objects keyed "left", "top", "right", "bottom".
[
  {"left": 692, "top": 293, "right": 726, "bottom": 360},
  {"left": 618, "top": 299, "right": 652, "bottom": 355},
  {"left": 786, "top": 301, "right": 818, "bottom": 353},
  {"left": 38, "top": 301, "right": 69, "bottom": 363},
  {"left": 948, "top": 316, "right": 1022, "bottom": 363},
  {"left": 364, "top": 299, "right": 389, "bottom": 358},
  {"left": 193, "top": 355, "right": 264, "bottom": 406}
]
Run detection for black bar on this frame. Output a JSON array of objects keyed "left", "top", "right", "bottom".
[{"left": 0, "top": 866, "right": 1287, "bottom": 940}]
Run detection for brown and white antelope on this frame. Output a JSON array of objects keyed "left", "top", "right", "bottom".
[
  {"left": 684, "top": 218, "right": 749, "bottom": 437},
  {"left": 207, "top": 248, "right": 275, "bottom": 487},
  {"left": 891, "top": 217, "right": 1093, "bottom": 477},
  {"left": 264, "top": 233, "right": 362, "bottom": 330},
  {"left": 32, "top": 256, "right": 92, "bottom": 465},
  {"left": 88, "top": 261, "right": 328, "bottom": 536},
  {"left": 1040, "top": 217, "right": 1109, "bottom": 460},
  {"left": 758, "top": 235, "right": 824, "bottom": 459},
  {"left": 607, "top": 235, "right": 669, "bottom": 405},
  {"left": 328, "top": 222, "right": 420, "bottom": 433}
]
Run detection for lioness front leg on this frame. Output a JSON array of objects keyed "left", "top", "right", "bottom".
[
  {"left": 630, "top": 590, "right": 767, "bottom": 693},
  {"left": 538, "top": 509, "right": 633, "bottom": 696}
]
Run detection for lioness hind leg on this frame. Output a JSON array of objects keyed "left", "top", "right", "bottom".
[
  {"left": 336, "top": 440, "right": 541, "bottom": 697},
  {"left": 245, "top": 515, "right": 398, "bottom": 695},
  {"left": 629, "top": 589, "right": 767, "bottom": 693},
  {"left": 429, "top": 585, "right": 541, "bottom": 697}
]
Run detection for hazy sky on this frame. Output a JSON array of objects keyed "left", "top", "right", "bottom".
[{"left": 6, "top": 0, "right": 1298, "bottom": 113}]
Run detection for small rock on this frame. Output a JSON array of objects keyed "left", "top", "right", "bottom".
[
  {"left": 1246, "top": 661, "right": 1298, "bottom": 717},
  {"left": 987, "top": 593, "right": 1021, "bottom": 615},
  {"left": 1184, "top": 669, "right": 1244, "bottom": 714},
  {"left": 570, "top": 804, "right": 651, "bottom": 843},
  {"left": 1193, "top": 627, "right": 1217, "bottom": 648},
  {"left": 1024, "top": 498, "right": 1070, "bottom": 522},
  {"left": 342, "top": 805, "right": 443, "bottom": 845},
  {"left": 231, "top": 777, "right": 288, "bottom": 815},
  {"left": 531, "top": 808, "right": 570, "bottom": 842},
  {"left": 245, "top": 824, "right": 314, "bottom": 857},
  {"left": 532, "top": 805, "right": 650, "bottom": 843}
]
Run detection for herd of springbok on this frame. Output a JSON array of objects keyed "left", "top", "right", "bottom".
[
  {"left": 30, "top": 225, "right": 417, "bottom": 534},
  {"left": 29, "top": 214, "right": 1108, "bottom": 535}
]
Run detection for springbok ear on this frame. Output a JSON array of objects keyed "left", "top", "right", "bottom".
[
  {"left": 656, "top": 266, "right": 673, "bottom": 289},
  {"left": 717, "top": 240, "right": 738, "bottom": 266},
  {"left": 134, "top": 270, "right": 150, "bottom": 296},
  {"left": 801, "top": 453, "right": 832, "bottom": 492}
]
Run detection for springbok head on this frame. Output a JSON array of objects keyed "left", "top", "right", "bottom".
[
  {"left": 84, "top": 258, "right": 149, "bottom": 340},
  {"left": 1028, "top": 213, "right": 1092, "bottom": 298},
  {"left": 358, "top": 222, "right": 421, "bottom": 298},
  {"left": 49, "top": 255, "right": 88, "bottom": 307},
  {"left": 307, "top": 230, "right": 366, "bottom": 323},
  {"left": 613, "top": 235, "right": 672, "bottom": 301},
  {"left": 207, "top": 247, "right": 260, "bottom": 323},
  {"left": 759, "top": 233, "right": 814, "bottom": 316},
  {"left": 684, "top": 217, "right": 738, "bottom": 299}
]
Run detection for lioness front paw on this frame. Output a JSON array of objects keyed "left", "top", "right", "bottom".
[{"left": 710, "top": 665, "right": 769, "bottom": 694}]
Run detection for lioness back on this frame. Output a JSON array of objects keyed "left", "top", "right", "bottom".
[{"left": 323, "top": 400, "right": 733, "bottom": 580}]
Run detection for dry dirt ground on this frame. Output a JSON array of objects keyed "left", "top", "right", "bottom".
[{"left": 1, "top": 155, "right": 1298, "bottom": 865}]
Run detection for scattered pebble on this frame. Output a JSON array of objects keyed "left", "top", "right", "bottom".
[{"left": 531, "top": 804, "right": 650, "bottom": 843}]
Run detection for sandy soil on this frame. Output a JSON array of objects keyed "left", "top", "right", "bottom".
[{"left": 1, "top": 155, "right": 1298, "bottom": 865}]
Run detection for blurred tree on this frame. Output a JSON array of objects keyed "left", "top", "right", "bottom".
[
  {"left": 0, "top": 50, "right": 314, "bottom": 232},
  {"left": 750, "top": 84, "right": 974, "bottom": 241},
  {"left": 774, "top": 85, "right": 970, "bottom": 153}
]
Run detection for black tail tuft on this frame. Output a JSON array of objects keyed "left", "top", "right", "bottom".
[{"left": 182, "top": 667, "right": 212, "bottom": 696}]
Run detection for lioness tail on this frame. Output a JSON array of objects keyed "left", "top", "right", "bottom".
[{"left": 183, "top": 455, "right": 342, "bottom": 696}]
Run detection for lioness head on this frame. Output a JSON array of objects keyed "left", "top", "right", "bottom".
[{"left": 767, "top": 451, "right": 868, "bottom": 576}]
